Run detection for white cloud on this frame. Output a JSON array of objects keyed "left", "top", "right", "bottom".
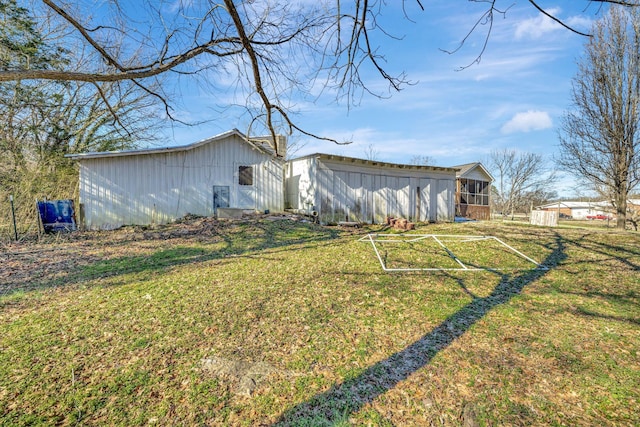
[
  {"left": 501, "top": 110, "right": 553, "bottom": 134},
  {"left": 566, "top": 15, "right": 593, "bottom": 30},
  {"left": 514, "top": 8, "right": 593, "bottom": 40},
  {"left": 515, "top": 8, "right": 564, "bottom": 39}
]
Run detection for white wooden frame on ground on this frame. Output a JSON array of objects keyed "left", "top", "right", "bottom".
[{"left": 359, "top": 234, "right": 548, "bottom": 272}]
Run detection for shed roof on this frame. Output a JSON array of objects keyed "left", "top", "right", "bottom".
[
  {"left": 291, "top": 153, "right": 457, "bottom": 173},
  {"left": 450, "top": 162, "right": 494, "bottom": 182},
  {"left": 66, "top": 129, "right": 281, "bottom": 160}
]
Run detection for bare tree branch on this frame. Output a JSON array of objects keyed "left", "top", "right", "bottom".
[
  {"left": 3, "top": 0, "right": 640, "bottom": 151},
  {"left": 527, "top": 0, "right": 591, "bottom": 37},
  {"left": 489, "top": 149, "right": 556, "bottom": 219}
]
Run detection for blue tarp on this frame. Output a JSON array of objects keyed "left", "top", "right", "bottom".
[
  {"left": 454, "top": 216, "right": 477, "bottom": 223},
  {"left": 37, "top": 199, "right": 77, "bottom": 232}
]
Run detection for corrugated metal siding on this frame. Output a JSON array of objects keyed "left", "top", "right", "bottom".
[
  {"left": 287, "top": 157, "right": 455, "bottom": 224},
  {"left": 285, "top": 157, "right": 315, "bottom": 211},
  {"left": 79, "top": 134, "right": 283, "bottom": 229},
  {"left": 437, "top": 179, "right": 455, "bottom": 221}
]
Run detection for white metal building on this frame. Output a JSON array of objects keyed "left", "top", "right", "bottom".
[
  {"left": 537, "top": 199, "right": 640, "bottom": 220},
  {"left": 285, "top": 154, "right": 457, "bottom": 224},
  {"left": 68, "top": 129, "right": 285, "bottom": 230}
]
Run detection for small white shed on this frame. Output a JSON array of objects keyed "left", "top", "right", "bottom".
[
  {"left": 68, "top": 129, "right": 285, "bottom": 230},
  {"left": 285, "top": 154, "right": 457, "bottom": 224}
]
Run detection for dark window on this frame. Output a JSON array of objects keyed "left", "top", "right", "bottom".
[
  {"left": 459, "top": 178, "right": 489, "bottom": 206},
  {"left": 239, "top": 166, "right": 253, "bottom": 186},
  {"left": 480, "top": 181, "right": 489, "bottom": 195}
]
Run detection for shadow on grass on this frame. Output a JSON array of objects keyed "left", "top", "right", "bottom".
[
  {"left": 572, "top": 306, "right": 640, "bottom": 326},
  {"left": 1, "top": 220, "right": 343, "bottom": 298},
  {"left": 273, "top": 233, "right": 567, "bottom": 426},
  {"left": 561, "top": 231, "right": 640, "bottom": 270}
]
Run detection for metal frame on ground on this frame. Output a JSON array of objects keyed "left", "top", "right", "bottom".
[{"left": 359, "top": 234, "right": 548, "bottom": 272}]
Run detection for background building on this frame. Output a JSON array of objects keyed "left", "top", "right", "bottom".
[
  {"left": 452, "top": 163, "right": 494, "bottom": 220},
  {"left": 285, "top": 154, "right": 457, "bottom": 224},
  {"left": 68, "top": 130, "right": 284, "bottom": 229}
]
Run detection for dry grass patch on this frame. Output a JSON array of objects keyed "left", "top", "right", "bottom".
[{"left": 1, "top": 218, "right": 638, "bottom": 425}]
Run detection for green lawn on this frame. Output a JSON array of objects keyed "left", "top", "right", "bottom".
[{"left": 1, "top": 218, "right": 638, "bottom": 426}]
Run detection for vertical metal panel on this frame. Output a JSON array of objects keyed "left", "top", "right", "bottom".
[
  {"left": 385, "top": 176, "right": 397, "bottom": 217},
  {"left": 306, "top": 157, "right": 318, "bottom": 211},
  {"left": 418, "top": 178, "right": 432, "bottom": 222},
  {"left": 317, "top": 161, "right": 336, "bottom": 223},
  {"left": 437, "top": 179, "right": 455, "bottom": 221},
  {"left": 398, "top": 177, "right": 410, "bottom": 219},
  {"left": 285, "top": 157, "right": 315, "bottom": 212},
  {"left": 345, "top": 172, "right": 362, "bottom": 221},
  {"left": 282, "top": 157, "right": 457, "bottom": 225},
  {"left": 332, "top": 171, "right": 348, "bottom": 221},
  {"left": 429, "top": 179, "right": 438, "bottom": 222},
  {"left": 409, "top": 177, "right": 418, "bottom": 221},
  {"left": 373, "top": 174, "right": 386, "bottom": 223},
  {"left": 362, "top": 174, "right": 373, "bottom": 223}
]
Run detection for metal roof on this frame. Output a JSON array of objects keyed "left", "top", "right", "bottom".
[
  {"left": 537, "top": 200, "right": 640, "bottom": 209},
  {"left": 65, "top": 129, "right": 280, "bottom": 160},
  {"left": 290, "top": 153, "right": 457, "bottom": 173}
]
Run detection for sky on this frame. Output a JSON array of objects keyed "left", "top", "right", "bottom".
[{"left": 160, "top": 1, "right": 610, "bottom": 197}]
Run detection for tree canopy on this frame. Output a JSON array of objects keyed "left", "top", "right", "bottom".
[{"left": 0, "top": 0, "right": 162, "bottom": 229}]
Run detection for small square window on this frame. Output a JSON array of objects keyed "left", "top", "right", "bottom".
[{"left": 239, "top": 166, "right": 253, "bottom": 186}]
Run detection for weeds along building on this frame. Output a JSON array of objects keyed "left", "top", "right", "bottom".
[
  {"left": 285, "top": 154, "right": 457, "bottom": 224},
  {"left": 67, "top": 129, "right": 285, "bottom": 230}
]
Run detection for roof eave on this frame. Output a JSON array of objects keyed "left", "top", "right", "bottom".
[
  {"left": 65, "top": 129, "right": 274, "bottom": 160},
  {"left": 290, "top": 153, "right": 457, "bottom": 173}
]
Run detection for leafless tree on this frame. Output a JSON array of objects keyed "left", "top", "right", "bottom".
[
  {"left": 489, "top": 149, "right": 556, "bottom": 219},
  {"left": 2, "top": 1, "right": 639, "bottom": 154},
  {"left": 558, "top": 6, "right": 640, "bottom": 229},
  {"left": 409, "top": 154, "right": 435, "bottom": 166},
  {"left": 363, "top": 143, "right": 380, "bottom": 161},
  {"left": 626, "top": 200, "right": 639, "bottom": 229}
]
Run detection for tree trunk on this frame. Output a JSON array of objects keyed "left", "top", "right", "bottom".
[{"left": 615, "top": 191, "right": 628, "bottom": 230}]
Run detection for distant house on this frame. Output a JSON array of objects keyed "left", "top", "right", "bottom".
[
  {"left": 452, "top": 162, "right": 494, "bottom": 220},
  {"left": 536, "top": 201, "right": 582, "bottom": 219},
  {"left": 67, "top": 129, "right": 285, "bottom": 230},
  {"left": 537, "top": 199, "right": 640, "bottom": 220},
  {"left": 285, "top": 153, "right": 457, "bottom": 224}
]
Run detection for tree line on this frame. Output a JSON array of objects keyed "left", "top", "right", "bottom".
[{"left": 1, "top": 0, "right": 161, "bottom": 237}]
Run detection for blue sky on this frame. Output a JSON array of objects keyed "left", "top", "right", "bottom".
[{"left": 163, "top": 1, "right": 609, "bottom": 197}]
